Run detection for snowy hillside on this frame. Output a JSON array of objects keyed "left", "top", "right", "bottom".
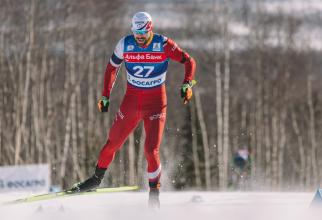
[
  {"left": 0, "top": 191, "right": 319, "bottom": 220},
  {"left": 128, "top": 0, "right": 322, "bottom": 51}
]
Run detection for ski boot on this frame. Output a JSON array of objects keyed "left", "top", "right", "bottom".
[
  {"left": 70, "top": 166, "right": 106, "bottom": 193},
  {"left": 148, "top": 182, "right": 160, "bottom": 209}
]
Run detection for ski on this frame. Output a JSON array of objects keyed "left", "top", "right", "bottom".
[{"left": 5, "top": 185, "right": 139, "bottom": 205}]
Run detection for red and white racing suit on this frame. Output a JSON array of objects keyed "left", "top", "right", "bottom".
[{"left": 97, "top": 33, "right": 196, "bottom": 188}]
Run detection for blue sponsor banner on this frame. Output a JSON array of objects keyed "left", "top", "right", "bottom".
[{"left": 0, "top": 164, "right": 50, "bottom": 193}]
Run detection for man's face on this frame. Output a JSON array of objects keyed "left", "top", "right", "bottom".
[{"left": 133, "top": 30, "right": 152, "bottom": 45}]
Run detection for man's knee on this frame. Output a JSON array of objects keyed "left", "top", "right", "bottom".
[
  {"left": 144, "top": 146, "right": 159, "bottom": 158},
  {"left": 100, "top": 139, "right": 120, "bottom": 156}
]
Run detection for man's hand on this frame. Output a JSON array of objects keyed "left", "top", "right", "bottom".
[
  {"left": 180, "top": 80, "right": 196, "bottom": 104},
  {"left": 98, "top": 96, "right": 110, "bottom": 112}
]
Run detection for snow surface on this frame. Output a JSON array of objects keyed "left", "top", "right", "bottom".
[{"left": 0, "top": 191, "right": 320, "bottom": 220}]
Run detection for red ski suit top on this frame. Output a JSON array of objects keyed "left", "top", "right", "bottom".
[
  {"left": 102, "top": 37, "right": 196, "bottom": 98},
  {"left": 97, "top": 34, "right": 196, "bottom": 187}
]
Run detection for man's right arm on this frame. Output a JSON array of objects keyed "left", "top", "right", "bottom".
[{"left": 101, "top": 37, "right": 125, "bottom": 98}]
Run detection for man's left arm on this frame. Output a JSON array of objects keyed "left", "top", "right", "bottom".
[{"left": 163, "top": 37, "right": 196, "bottom": 103}]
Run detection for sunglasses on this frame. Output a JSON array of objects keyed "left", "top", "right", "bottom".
[{"left": 132, "top": 29, "right": 149, "bottom": 35}]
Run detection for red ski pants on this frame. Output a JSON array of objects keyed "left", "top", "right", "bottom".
[{"left": 97, "top": 88, "right": 166, "bottom": 185}]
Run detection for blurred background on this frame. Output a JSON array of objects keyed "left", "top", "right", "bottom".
[{"left": 0, "top": 0, "right": 322, "bottom": 192}]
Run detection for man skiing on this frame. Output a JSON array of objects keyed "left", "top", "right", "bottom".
[{"left": 70, "top": 12, "right": 196, "bottom": 208}]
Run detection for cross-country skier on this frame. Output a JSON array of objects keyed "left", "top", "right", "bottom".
[
  {"left": 70, "top": 12, "right": 196, "bottom": 208},
  {"left": 229, "top": 147, "right": 252, "bottom": 190}
]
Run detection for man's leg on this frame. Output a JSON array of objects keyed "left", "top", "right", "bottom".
[
  {"left": 143, "top": 108, "right": 166, "bottom": 208},
  {"left": 97, "top": 109, "right": 139, "bottom": 169},
  {"left": 71, "top": 95, "right": 140, "bottom": 192}
]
